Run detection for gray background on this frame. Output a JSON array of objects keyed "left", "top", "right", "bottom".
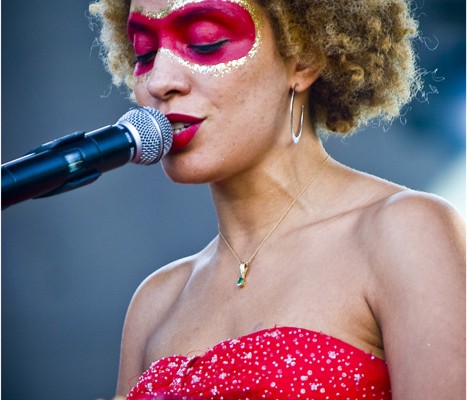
[{"left": 2, "top": 1, "right": 465, "bottom": 399}]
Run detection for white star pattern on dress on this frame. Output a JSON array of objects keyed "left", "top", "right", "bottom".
[{"left": 127, "top": 326, "right": 391, "bottom": 399}]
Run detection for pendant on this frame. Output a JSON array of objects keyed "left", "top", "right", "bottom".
[{"left": 237, "top": 261, "right": 250, "bottom": 288}]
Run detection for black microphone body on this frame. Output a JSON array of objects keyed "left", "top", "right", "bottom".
[
  {"left": 2, "top": 126, "right": 136, "bottom": 208},
  {"left": 2, "top": 107, "right": 173, "bottom": 209}
]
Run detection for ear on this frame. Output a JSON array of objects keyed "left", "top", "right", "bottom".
[{"left": 287, "top": 59, "right": 321, "bottom": 92}]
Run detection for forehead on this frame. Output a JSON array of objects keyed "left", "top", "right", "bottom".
[{"left": 130, "top": 0, "right": 256, "bottom": 17}]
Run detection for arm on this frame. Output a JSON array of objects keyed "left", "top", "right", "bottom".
[
  {"left": 116, "top": 278, "right": 152, "bottom": 397},
  {"left": 368, "top": 191, "right": 465, "bottom": 399}
]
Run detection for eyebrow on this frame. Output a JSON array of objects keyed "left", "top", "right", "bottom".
[{"left": 128, "top": 5, "right": 238, "bottom": 33}]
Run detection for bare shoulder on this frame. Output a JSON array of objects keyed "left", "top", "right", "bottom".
[
  {"left": 362, "top": 190, "right": 465, "bottom": 266},
  {"left": 359, "top": 190, "right": 465, "bottom": 399},
  {"left": 116, "top": 248, "right": 206, "bottom": 396},
  {"left": 130, "top": 255, "right": 197, "bottom": 320},
  {"left": 360, "top": 189, "right": 465, "bottom": 314},
  {"left": 329, "top": 164, "right": 465, "bottom": 255},
  {"left": 134, "top": 268, "right": 186, "bottom": 336}
]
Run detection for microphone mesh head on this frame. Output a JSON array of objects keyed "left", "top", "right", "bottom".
[{"left": 117, "top": 107, "right": 173, "bottom": 165}]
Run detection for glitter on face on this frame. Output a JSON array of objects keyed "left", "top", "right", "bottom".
[
  {"left": 157, "top": 46, "right": 255, "bottom": 76},
  {"left": 128, "top": 0, "right": 262, "bottom": 77}
]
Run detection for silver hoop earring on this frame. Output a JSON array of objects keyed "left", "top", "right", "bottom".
[{"left": 290, "top": 84, "right": 304, "bottom": 144}]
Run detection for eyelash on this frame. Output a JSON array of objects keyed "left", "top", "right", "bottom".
[
  {"left": 134, "top": 38, "right": 229, "bottom": 67},
  {"left": 135, "top": 51, "right": 156, "bottom": 66},
  {"left": 188, "top": 39, "right": 229, "bottom": 54}
]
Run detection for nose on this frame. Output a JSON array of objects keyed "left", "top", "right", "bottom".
[{"left": 146, "top": 49, "right": 191, "bottom": 101}]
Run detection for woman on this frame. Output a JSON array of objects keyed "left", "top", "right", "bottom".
[{"left": 90, "top": 0, "right": 465, "bottom": 398}]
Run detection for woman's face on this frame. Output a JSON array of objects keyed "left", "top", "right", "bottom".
[{"left": 128, "top": 0, "right": 294, "bottom": 183}]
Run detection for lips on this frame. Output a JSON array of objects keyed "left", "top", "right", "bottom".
[{"left": 165, "top": 113, "right": 204, "bottom": 153}]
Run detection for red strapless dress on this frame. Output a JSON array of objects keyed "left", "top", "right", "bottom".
[{"left": 127, "top": 326, "right": 391, "bottom": 399}]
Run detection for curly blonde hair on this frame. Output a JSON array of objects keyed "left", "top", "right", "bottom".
[{"left": 89, "top": 0, "right": 421, "bottom": 135}]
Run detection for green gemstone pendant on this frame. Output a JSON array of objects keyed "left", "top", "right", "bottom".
[{"left": 237, "top": 262, "right": 250, "bottom": 288}]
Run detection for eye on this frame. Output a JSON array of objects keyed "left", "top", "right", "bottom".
[
  {"left": 188, "top": 39, "right": 229, "bottom": 54},
  {"left": 135, "top": 50, "right": 157, "bottom": 65}
]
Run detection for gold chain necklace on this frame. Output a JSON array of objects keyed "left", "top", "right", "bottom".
[{"left": 219, "top": 154, "right": 330, "bottom": 288}]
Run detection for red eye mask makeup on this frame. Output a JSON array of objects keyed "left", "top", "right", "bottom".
[{"left": 127, "top": 0, "right": 262, "bottom": 76}]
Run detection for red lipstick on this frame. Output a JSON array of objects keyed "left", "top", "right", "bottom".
[{"left": 165, "top": 113, "right": 204, "bottom": 152}]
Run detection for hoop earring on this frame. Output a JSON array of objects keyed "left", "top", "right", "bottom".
[
  {"left": 290, "top": 84, "right": 304, "bottom": 144},
  {"left": 290, "top": 84, "right": 305, "bottom": 144}
]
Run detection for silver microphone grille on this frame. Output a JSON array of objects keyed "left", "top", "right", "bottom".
[{"left": 117, "top": 107, "right": 173, "bottom": 165}]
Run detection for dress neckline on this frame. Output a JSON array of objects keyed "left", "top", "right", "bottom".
[{"left": 181, "top": 325, "right": 386, "bottom": 363}]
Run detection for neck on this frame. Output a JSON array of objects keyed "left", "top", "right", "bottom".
[{"left": 211, "top": 134, "right": 329, "bottom": 249}]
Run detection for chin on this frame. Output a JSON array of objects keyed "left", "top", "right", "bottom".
[
  {"left": 161, "top": 150, "right": 242, "bottom": 185},
  {"left": 161, "top": 162, "right": 213, "bottom": 185}
]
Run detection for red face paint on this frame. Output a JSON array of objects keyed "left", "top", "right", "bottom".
[{"left": 127, "top": 0, "right": 260, "bottom": 76}]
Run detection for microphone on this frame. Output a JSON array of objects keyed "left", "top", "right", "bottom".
[{"left": 1, "top": 106, "right": 173, "bottom": 210}]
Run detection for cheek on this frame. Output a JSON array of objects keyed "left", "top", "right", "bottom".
[
  {"left": 216, "top": 61, "right": 289, "bottom": 131},
  {"left": 133, "top": 79, "right": 152, "bottom": 106}
]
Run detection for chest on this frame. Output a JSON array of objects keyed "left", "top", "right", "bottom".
[{"left": 143, "top": 252, "right": 382, "bottom": 369}]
